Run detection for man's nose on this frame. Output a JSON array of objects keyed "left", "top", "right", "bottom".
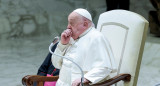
[{"left": 67, "top": 25, "right": 71, "bottom": 29}]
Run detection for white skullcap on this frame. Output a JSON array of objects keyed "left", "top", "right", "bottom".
[{"left": 73, "top": 8, "right": 92, "bottom": 21}]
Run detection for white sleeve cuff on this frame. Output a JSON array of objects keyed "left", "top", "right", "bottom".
[
  {"left": 57, "top": 42, "right": 70, "bottom": 52},
  {"left": 84, "top": 67, "right": 112, "bottom": 84}
]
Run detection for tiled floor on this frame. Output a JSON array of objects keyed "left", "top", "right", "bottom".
[
  {"left": 137, "top": 34, "right": 160, "bottom": 86},
  {"left": 0, "top": 36, "right": 53, "bottom": 86}
]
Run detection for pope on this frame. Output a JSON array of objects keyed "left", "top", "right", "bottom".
[{"left": 52, "top": 8, "right": 116, "bottom": 86}]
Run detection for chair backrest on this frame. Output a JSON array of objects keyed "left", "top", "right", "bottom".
[{"left": 96, "top": 10, "right": 148, "bottom": 86}]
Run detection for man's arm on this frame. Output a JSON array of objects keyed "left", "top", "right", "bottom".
[
  {"left": 71, "top": 67, "right": 112, "bottom": 86},
  {"left": 84, "top": 36, "right": 116, "bottom": 84},
  {"left": 84, "top": 67, "right": 112, "bottom": 84},
  {"left": 52, "top": 29, "right": 72, "bottom": 68},
  {"left": 51, "top": 42, "right": 70, "bottom": 69}
]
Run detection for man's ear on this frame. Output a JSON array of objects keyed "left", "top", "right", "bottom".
[{"left": 84, "top": 21, "right": 88, "bottom": 27}]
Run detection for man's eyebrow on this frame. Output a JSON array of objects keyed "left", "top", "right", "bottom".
[
  {"left": 70, "top": 18, "right": 75, "bottom": 21},
  {"left": 70, "top": 19, "right": 76, "bottom": 23}
]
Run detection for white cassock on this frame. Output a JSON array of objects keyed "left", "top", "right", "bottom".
[{"left": 52, "top": 26, "right": 117, "bottom": 86}]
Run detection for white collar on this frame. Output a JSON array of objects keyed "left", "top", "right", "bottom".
[{"left": 69, "top": 26, "right": 92, "bottom": 45}]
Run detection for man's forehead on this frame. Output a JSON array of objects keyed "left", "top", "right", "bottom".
[
  {"left": 68, "top": 17, "right": 75, "bottom": 22},
  {"left": 68, "top": 12, "right": 80, "bottom": 21}
]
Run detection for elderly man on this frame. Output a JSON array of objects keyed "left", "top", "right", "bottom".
[{"left": 52, "top": 8, "right": 116, "bottom": 86}]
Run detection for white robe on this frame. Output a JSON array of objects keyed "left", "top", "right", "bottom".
[{"left": 52, "top": 27, "right": 116, "bottom": 86}]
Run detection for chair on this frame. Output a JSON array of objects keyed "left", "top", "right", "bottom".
[{"left": 22, "top": 10, "right": 148, "bottom": 86}]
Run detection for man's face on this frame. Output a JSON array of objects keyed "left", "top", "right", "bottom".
[{"left": 67, "top": 12, "right": 85, "bottom": 40}]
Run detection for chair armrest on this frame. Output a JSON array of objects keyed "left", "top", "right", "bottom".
[
  {"left": 84, "top": 73, "right": 131, "bottom": 86},
  {"left": 22, "top": 74, "right": 130, "bottom": 86},
  {"left": 22, "top": 75, "right": 59, "bottom": 86}
]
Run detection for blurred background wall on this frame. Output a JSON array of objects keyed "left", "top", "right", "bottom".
[
  {"left": 0, "top": 0, "right": 108, "bottom": 39},
  {"left": 0, "top": 0, "right": 154, "bottom": 39}
]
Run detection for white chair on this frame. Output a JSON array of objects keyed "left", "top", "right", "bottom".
[
  {"left": 22, "top": 10, "right": 149, "bottom": 86},
  {"left": 96, "top": 10, "right": 149, "bottom": 86}
]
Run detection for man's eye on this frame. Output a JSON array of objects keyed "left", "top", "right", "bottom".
[{"left": 70, "top": 23, "right": 74, "bottom": 26}]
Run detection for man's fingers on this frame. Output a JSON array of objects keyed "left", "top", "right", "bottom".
[
  {"left": 63, "top": 29, "right": 72, "bottom": 36},
  {"left": 72, "top": 83, "right": 80, "bottom": 86},
  {"left": 62, "top": 33, "right": 67, "bottom": 38},
  {"left": 62, "top": 30, "right": 70, "bottom": 37},
  {"left": 64, "top": 32, "right": 71, "bottom": 37},
  {"left": 72, "top": 78, "right": 81, "bottom": 86},
  {"left": 60, "top": 29, "right": 72, "bottom": 45}
]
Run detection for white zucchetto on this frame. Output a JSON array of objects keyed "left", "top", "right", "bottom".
[{"left": 73, "top": 8, "right": 92, "bottom": 21}]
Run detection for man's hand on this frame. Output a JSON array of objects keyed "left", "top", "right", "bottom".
[
  {"left": 61, "top": 29, "right": 72, "bottom": 45},
  {"left": 72, "top": 78, "right": 90, "bottom": 86}
]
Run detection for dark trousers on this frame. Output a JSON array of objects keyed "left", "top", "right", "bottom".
[
  {"left": 33, "top": 42, "right": 59, "bottom": 86},
  {"left": 106, "top": 0, "right": 130, "bottom": 11}
]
